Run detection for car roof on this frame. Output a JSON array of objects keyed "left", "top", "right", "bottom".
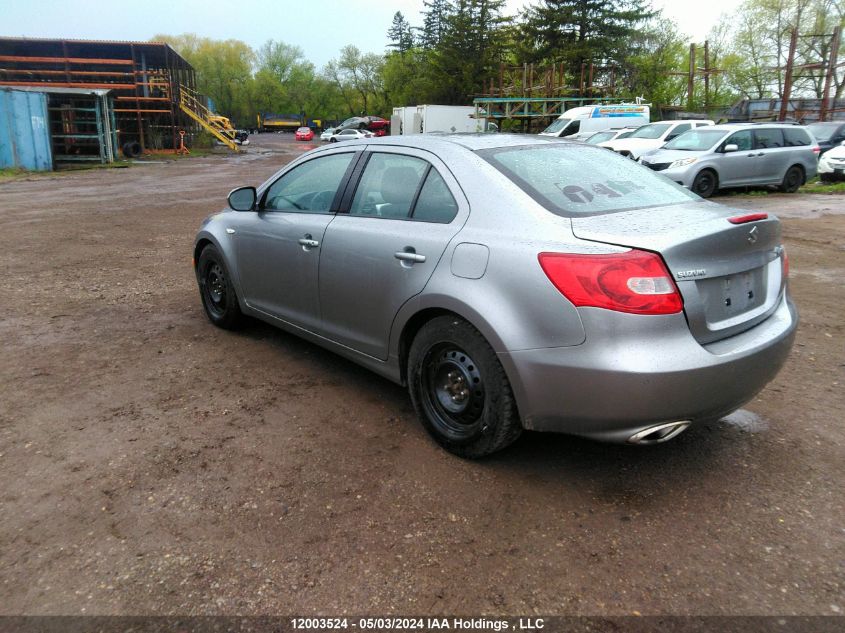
[
  {"left": 314, "top": 133, "right": 573, "bottom": 153},
  {"left": 702, "top": 123, "right": 812, "bottom": 132}
]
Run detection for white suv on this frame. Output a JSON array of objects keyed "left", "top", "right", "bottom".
[{"left": 600, "top": 120, "right": 714, "bottom": 160}]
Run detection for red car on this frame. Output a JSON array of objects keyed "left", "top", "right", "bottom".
[{"left": 295, "top": 127, "right": 314, "bottom": 141}]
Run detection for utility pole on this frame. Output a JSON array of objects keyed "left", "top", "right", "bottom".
[
  {"left": 704, "top": 41, "right": 710, "bottom": 111},
  {"left": 779, "top": 27, "right": 799, "bottom": 121},
  {"left": 687, "top": 44, "right": 696, "bottom": 110},
  {"left": 819, "top": 25, "right": 842, "bottom": 122}
]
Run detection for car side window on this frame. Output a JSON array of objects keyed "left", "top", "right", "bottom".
[
  {"left": 666, "top": 123, "right": 691, "bottom": 140},
  {"left": 349, "top": 153, "right": 428, "bottom": 219},
  {"left": 783, "top": 128, "right": 810, "bottom": 146},
  {"left": 724, "top": 130, "right": 753, "bottom": 151},
  {"left": 754, "top": 128, "right": 784, "bottom": 149},
  {"left": 412, "top": 169, "right": 459, "bottom": 224},
  {"left": 263, "top": 153, "right": 354, "bottom": 212}
]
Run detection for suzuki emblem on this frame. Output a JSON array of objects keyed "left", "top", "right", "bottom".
[{"left": 747, "top": 226, "right": 758, "bottom": 244}]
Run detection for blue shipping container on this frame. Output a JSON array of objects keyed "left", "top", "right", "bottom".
[{"left": 0, "top": 87, "right": 53, "bottom": 171}]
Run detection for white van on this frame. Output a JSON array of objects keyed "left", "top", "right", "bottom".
[{"left": 539, "top": 104, "right": 650, "bottom": 140}]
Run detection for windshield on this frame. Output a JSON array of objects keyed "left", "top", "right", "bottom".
[
  {"left": 542, "top": 118, "right": 572, "bottom": 134},
  {"left": 480, "top": 144, "right": 699, "bottom": 216},
  {"left": 663, "top": 129, "right": 727, "bottom": 151},
  {"left": 807, "top": 123, "right": 837, "bottom": 142},
  {"left": 629, "top": 123, "right": 672, "bottom": 139},
  {"left": 586, "top": 131, "right": 616, "bottom": 144},
  {"left": 297, "top": 127, "right": 310, "bottom": 132}
]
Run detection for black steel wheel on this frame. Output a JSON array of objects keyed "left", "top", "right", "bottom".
[
  {"left": 421, "top": 344, "right": 486, "bottom": 441},
  {"left": 408, "top": 316, "right": 522, "bottom": 458},
  {"left": 692, "top": 169, "right": 718, "bottom": 198},
  {"left": 196, "top": 244, "right": 242, "bottom": 329},
  {"left": 780, "top": 165, "right": 804, "bottom": 193}
]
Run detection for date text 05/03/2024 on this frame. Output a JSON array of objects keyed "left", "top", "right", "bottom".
[{"left": 290, "top": 617, "right": 546, "bottom": 630}]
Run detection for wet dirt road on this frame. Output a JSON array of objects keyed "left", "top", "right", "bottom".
[{"left": 0, "top": 134, "right": 843, "bottom": 616}]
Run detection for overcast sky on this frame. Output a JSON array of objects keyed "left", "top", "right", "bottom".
[{"left": 0, "top": 0, "right": 740, "bottom": 68}]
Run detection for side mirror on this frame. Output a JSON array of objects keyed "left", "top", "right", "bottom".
[
  {"left": 724, "top": 144, "right": 739, "bottom": 153},
  {"left": 228, "top": 186, "right": 256, "bottom": 211}
]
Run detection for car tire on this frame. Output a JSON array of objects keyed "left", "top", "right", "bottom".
[
  {"left": 780, "top": 165, "right": 804, "bottom": 193},
  {"left": 407, "top": 316, "right": 522, "bottom": 458},
  {"left": 196, "top": 244, "right": 243, "bottom": 330},
  {"left": 330, "top": 138, "right": 337, "bottom": 143},
  {"left": 692, "top": 169, "right": 718, "bottom": 198},
  {"left": 819, "top": 173, "right": 833, "bottom": 183}
]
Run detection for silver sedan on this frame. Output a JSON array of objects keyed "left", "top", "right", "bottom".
[{"left": 194, "top": 135, "right": 797, "bottom": 457}]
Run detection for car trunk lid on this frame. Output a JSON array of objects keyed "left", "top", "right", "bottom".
[{"left": 571, "top": 201, "right": 786, "bottom": 344}]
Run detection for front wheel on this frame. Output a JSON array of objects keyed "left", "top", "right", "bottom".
[
  {"left": 780, "top": 165, "right": 804, "bottom": 193},
  {"left": 692, "top": 169, "right": 718, "bottom": 198},
  {"left": 196, "top": 244, "right": 243, "bottom": 329},
  {"left": 407, "top": 317, "right": 522, "bottom": 458}
]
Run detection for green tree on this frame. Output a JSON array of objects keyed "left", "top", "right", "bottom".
[
  {"left": 387, "top": 11, "right": 415, "bottom": 53},
  {"left": 521, "top": 0, "right": 654, "bottom": 75},
  {"left": 419, "top": 0, "right": 453, "bottom": 49},
  {"left": 432, "top": 0, "right": 511, "bottom": 103},
  {"left": 154, "top": 33, "right": 255, "bottom": 125},
  {"left": 623, "top": 16, "right": 688, "bottom": 111}
]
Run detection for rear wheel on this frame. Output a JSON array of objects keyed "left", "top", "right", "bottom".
[
  {"left": 197, "top": 244, "right": 242, "bottom": 329},
  {"left": 329, "top": 137, "right": 337, "bottom": 143},
  {"left": 692, "top": 169, "right": 718, "bottom": 198},
  {"left": 407, "top": 316, "right": 522, "bottom": 458},
  {"left": 780, "top": 165, "right": 804, "bottom": 193}
]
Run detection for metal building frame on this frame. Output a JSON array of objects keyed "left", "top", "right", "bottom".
[{"left": 0, "top": 37, "right": 196, "bottom": 153}]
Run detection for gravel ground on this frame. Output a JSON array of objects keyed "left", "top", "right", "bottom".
[{"left": 0, "top": 133, "right": 843, "bottom": 616}]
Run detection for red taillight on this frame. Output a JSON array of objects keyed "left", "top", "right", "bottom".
[
  {"left": 538, "top": 250, "right": 684, "bottom": 315},
  {"left": 728, "top": 213, "right": 768, "bottom": 224},
  {"left": 812, "top": 146, "right": 821, "bottom": 154}
]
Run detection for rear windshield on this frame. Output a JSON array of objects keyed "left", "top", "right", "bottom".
[
  {"left": 629, "top": 123, "right": 672, "bottom": 139},
  {"left": 480, "top": 144, "right": 699, "bottom": 216},
  {"left": 663, "top": 129, "right": 727, "bottom": 150}
]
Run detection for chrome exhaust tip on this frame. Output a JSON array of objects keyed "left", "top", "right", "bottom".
[{"left": 628, "top": 421, "right": 691, "bottom": 445}]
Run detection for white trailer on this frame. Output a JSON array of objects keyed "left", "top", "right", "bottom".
[
  {"left": 416, "top": 105, "right": 484, "bottom": 134},
  {"left": 390, "top": 106, "right": 418, "bottom": 135},
  {"left": 390, "top": 105, "right": 490, "bottom": 135}
]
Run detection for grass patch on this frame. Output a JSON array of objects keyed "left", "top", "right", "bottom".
[
  {"left": 0, "top": 167, "right": 29, "bottom": 181},
  {"left": 800, "top": 178, "right": 845, "bottom": 194}
]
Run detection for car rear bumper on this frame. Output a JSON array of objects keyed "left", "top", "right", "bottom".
[{"left": 499, "top": 293, "right": 797, "bottom": 442}]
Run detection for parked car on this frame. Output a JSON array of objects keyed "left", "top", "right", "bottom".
[
  {"left": 194, "top": 135, "right": 797, "bottom": 457},
  {"left": 638, "top": 123, "right": 819, "bottom": 198},
  {"left": 600, "top": 120, "right": 715, "bottom": 160},
  {"left": 806, "top": 121, "right": 845, "bottom": 155},
  {"left": 818, "top": 140, "right": 845, "bottom": 181},
  {"left": 295, "top": 126, "right": 314, "bottom": 141},
  {"left": 320, "top": 127, "right": 336, "bottom": 142},
  {"left": 584, "top": 127, "right": 642, "bottom": 145},
  {"left": 328, "top": 128, "right": 374, "bottom": 142}
]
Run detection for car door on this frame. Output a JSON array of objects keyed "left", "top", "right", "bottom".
[
  {"left": 716, "top": 129, "right": 758, "bottom": 186},
  {"left": 233, "top": 150, "right": 358, "bottom": 331},
  {"left": 753, "top": 128, "right": 789, "bottom": 184},
  {"left": 318, "top": 148, "right": 467, "bottom": 359}
]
